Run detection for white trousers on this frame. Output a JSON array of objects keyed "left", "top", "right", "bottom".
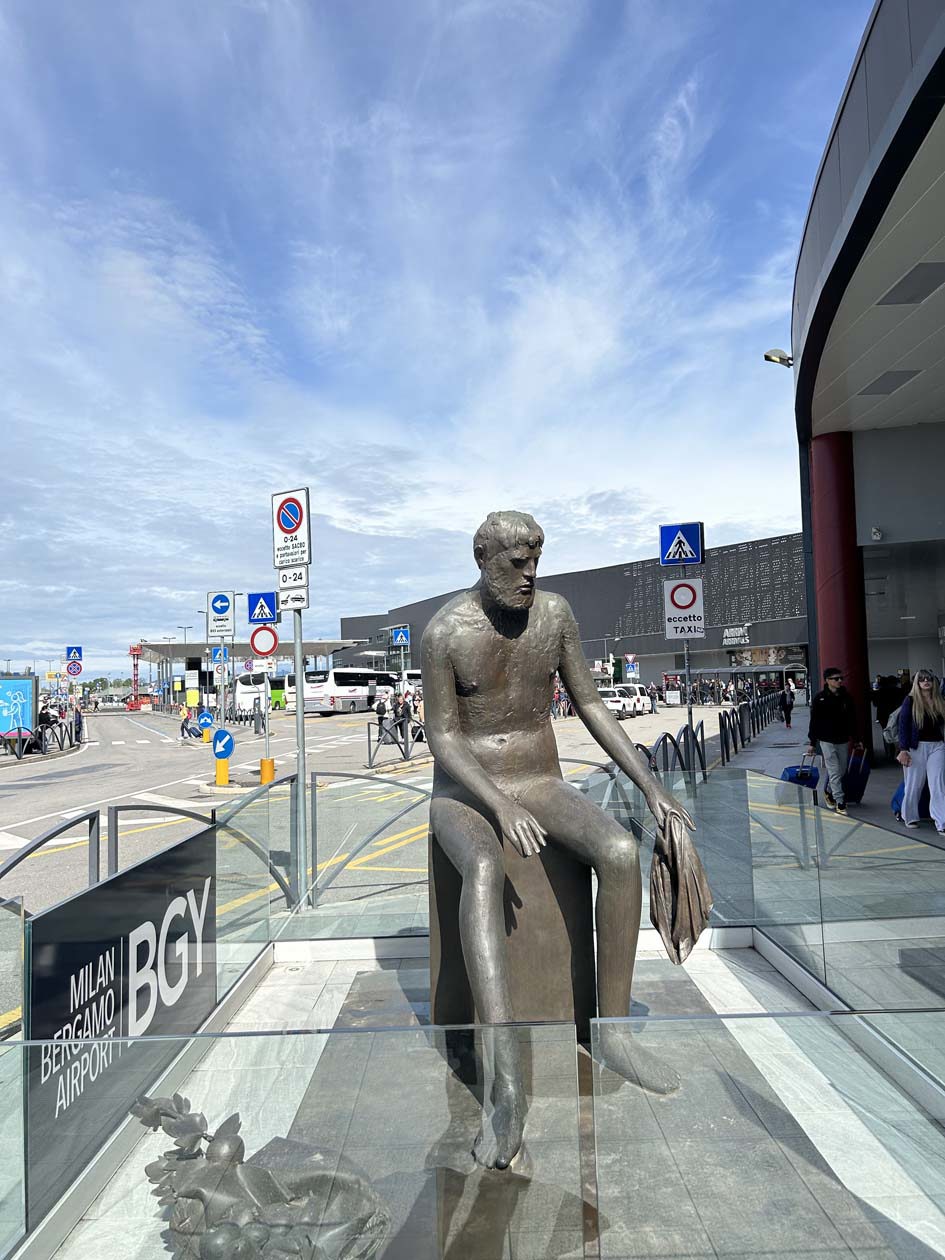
[{"left": 902, "top": 740, "right": 945, "bottom": 828}]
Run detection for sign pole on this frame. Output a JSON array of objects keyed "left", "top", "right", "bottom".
[{"left": 292, "top": 608, "right": 309, "bottom": 907}]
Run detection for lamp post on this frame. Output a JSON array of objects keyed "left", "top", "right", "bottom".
[{"left": 162, "top": 636, "right": 176, "bottom": 708}]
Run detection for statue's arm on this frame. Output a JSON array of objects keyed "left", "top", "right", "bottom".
[
  {"left": 556, "top": 601, "right": 693, "bottom": 832},
  {"left": 421, "top": 619, "right": 546, "bottom": 856}
]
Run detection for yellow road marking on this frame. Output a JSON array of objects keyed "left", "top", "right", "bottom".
[
  {"left": 0, "top": 1006, "right": 21, "bottom": 1031},
  {"left": 371, "top": 822, "right": 429, "bottom": 846},
  {"left": 349, "top": 828, "right": 427, "bottom": 869},
  {"left": 357, "top": 866, "right": 428, "bottom": 873}
]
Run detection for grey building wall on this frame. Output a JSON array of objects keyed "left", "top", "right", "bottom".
[
  {"left": 335, "top": 534, "right": 809, "bottom": 679},
  {"left": 853, "top": 422, "right": 945, "bottom": 546},
  {"left": 863, "top": 538, "right": 945, "bottom": 678}
]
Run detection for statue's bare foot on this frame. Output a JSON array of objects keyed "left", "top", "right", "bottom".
[
  {"left": 596, "top": 1024, "right": 680, "bottom": 1096},
  {"left": 473, "top": 1076, "right": 526, "bottom": 1170}
]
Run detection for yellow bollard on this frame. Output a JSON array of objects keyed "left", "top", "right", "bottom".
[
  {"left": 260, "top": 757, "right": 275, "bottom": 784},
  {"left": 215, "top": 757, "right": 230, "bottom": 787},
  {"left": 202, "top": 727, "right": 211, "bottom": 743}
]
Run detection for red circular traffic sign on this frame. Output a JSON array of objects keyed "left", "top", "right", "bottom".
[
  {"left": 669, "top": 582, "right": 697, "bottom": 610},
  {"left": 277, "top": 496, "right": 304, "bottom": 534},
  {"left": 66, "top": 660, "right": 82, "bottom": 677},
  {"left": 250, "top": 624, "right": 279, "bottom": 657}
]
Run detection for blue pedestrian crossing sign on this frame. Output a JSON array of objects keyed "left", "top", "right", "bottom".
[
  {"left": 212, "top": 729, "right": 235, "bottom": 759},
  {"left": 65, "top": 646, "right": 83, "bottom": 661},
  {"left": 389, "top": 626, "right": 410, "bottom": 647},
  {"left": 211, "top": 645, "right": 229, "bottom": 663},
  {"left": 248, "top": 592, "right": 277, "bottom": 624},
  {"left": 659, "top": 522, "right": 705, "bottom": 567},
  {"left": 197, "top": 710, "right": 214, "bottom": 730}
]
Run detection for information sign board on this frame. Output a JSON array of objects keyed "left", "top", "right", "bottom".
[
  {"left": 277, "top": 589, "right": 309, "bottom": 612},
  {"left": 207, "top": 591, "right": 235, "bottom": 638},
  {"left": 247, "top": 592, "right": 277, "bottom": 624},
  {"left": 278, "top": 566, "right": 308, "bottom": 590},
  {"left": 272, "top": 488, "right": 312, "bottom": 569},
  {"left": 663, "top": 578, "right": 706, "bottom": 639}
]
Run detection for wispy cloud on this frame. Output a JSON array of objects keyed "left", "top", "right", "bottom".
[{"left": 0, "top": 0, "right": 873, "bottom": 671}]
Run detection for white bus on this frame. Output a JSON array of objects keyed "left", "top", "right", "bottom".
[
  {"left": 233, "top": 672, "right": 271, "bottom": 713},
  {"left": 284, "top": 668, "right": 401, "bottom": 715}
]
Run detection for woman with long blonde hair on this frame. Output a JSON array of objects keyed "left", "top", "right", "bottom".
[{"left": 897, "top": 669, "right": 945, "bottom": 830}]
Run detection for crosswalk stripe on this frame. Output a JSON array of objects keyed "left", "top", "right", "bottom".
[{"left": 111, "top": 740, "right": 125, "bottom": 745}]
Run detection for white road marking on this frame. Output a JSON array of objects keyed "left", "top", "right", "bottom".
[
  {"left": 135, "top": 739, "right": 150, "bottom": 744},
  {"left": 124, "top": 717, "right": 176, "bottom": 740},
  {"left": 111, "top": 740, "right": 126, "bottom": 745},
  {"left": 0, "top": 830, "right": 28, "bottom": 850}
]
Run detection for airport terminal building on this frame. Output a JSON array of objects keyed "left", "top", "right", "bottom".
[
  {"left": 791, "top": 0, "right": 945, "bottom": 723},
  {"left": 338, "top": 531, "right": 810, "bottom": 692}
]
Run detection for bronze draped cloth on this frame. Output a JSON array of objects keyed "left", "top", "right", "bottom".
[{"left": 649, "top": 810, "right": 713, "bottom": 964}]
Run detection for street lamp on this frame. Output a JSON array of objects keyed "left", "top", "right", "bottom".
[
  {"left": 763, "top": 348, "right": 794, "bottom": 367},
  {"left": 177, "top": 625, "right": 192, "bottom": 644}
]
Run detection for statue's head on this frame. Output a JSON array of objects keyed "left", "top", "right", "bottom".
[{"left": 473, "top": 511, "right": 544, "bottom": 611}]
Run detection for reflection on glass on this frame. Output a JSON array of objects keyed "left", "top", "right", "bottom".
[
  {"left": 592, "top": 1012, "right": 945, "bottom": 1259},
  {"left": 34, "top": 1022, "right": 579, "bottom": 1260}
]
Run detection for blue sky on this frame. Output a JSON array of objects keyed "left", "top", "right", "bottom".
[{"left": 0, "top": 0, "right": 873, "bottom": 672}]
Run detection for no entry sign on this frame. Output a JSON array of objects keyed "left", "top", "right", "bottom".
[
  {"left": 250, "top": 624, "right": 279, "bottom": 657},
  {"left": 663, "top": 578, "right": 705, "bottom": 639}
]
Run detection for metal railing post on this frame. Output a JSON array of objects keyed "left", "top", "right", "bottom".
[
  {"left": 107, "top": 806, "right": 120, "bottom": 877},
  {"left": 309, "top": 771, "right": 317, "bottom": 904},
  {"left": 88, "top": 811, "right": 101, "bottom": 886}
]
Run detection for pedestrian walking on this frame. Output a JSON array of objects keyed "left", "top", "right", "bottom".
[
  {"left": 74, "top": 705, "right": 84, "bottom": 743},
  {"left": 178, "top": 703, "right": 191, "bottom": 739},
  {"left": 778, "top": 687, "right": 794, "bottom": 729},
  {"left": 897, "top": 669, "right": 945, "bottom": 831},
  {"left": 647, "top": 682, "right": 658, "bottom": 714},
  {"left": 806, "top": 667, "right": 858, "bottom": 815},
  {"left": 374, "top": 693, "right": 389, "bottom": 744}
]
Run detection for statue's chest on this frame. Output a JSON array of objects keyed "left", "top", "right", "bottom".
[{"left": 452, "top": 623, "right": 556, "bottom": 698}]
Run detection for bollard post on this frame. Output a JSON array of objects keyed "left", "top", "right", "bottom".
[
  {"left": 216, "top": 757, "right": 230, "bottom": 787},
  {"left": 203, "top": 727, "right": 211, "bottom": 743},
  {"left": 260, "top": 758, "right": 275, "bottom": 784}
]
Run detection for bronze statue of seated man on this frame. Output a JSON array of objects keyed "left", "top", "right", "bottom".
[{"left": 422, "top": 511, "right": 704, "bottom": 1170}]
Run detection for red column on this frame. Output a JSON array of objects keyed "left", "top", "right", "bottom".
[{"left": 809, "top": 431, "right": 870, "bottom": 738}]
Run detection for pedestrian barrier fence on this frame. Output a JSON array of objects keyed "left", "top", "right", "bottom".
[
  {"left": 717, "top": 693, "right": 783, "bottom": 766},
  {"left": 0, "top": 715, "right": 80, "bottom": 760},
  {"left": 366, "top": 717, "right": 426, "bottom": 767}
]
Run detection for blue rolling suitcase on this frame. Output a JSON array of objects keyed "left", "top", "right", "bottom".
[
  {"left": 842, "top": 750, "right": 870, "bottom": 804},
  {"left": 780, "top": 754, "right": 820, "bottom": 791}
]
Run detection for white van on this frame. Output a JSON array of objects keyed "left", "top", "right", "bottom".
[{"left": 616, "top": 684, "right": 649, "bottom": 716}]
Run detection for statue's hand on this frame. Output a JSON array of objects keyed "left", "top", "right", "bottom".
[
  {"left": 496, "top": 802, "right": 547, "bottom": 858},
  {"left": 644, "top": 781, "right": 695, "bottom": 843}
]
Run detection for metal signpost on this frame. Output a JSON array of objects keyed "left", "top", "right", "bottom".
[
  {"left": 272, "top": 488, "right": 312, "bottom": 904},
  {"left": 249, "top": 623, "right": 279, "bottom": 783},
  {"left": 660, "top": 523, "right": 706, "bottom": 765}
]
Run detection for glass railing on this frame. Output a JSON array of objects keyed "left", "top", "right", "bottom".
[
  {"left": 0, "top": 1038, "right": 23, "bottom": 1257},
  {"left": 272, "top": 771, "right": 432, "bottom": 942},
  {"left": 0, "top": 899, "right": 23, "bottom": 1042},
  {"left": 15, "top": 1020, "right": 579, "bottom": 1258},
  {"left": 591, "top": 1010, "right": 945, "bottom": 1259}
]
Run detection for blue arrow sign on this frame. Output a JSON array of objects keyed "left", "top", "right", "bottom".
[
  {"left": 212, "top": 729, "right": 235, "bottom": 759},
  {"left": 390, "top": 626, "right": 410, "bottom": 647},
  {"left": 211, "top": 593, "right": 231, "bottom": 615},
  {"left": 211, "top": 646, "right": 229, "bottom": 663},
  {"left": 248, "top": 591, "right": 277, "bottom": 624},
  {"left": 197, "top": 710, "right": 214, "bottom": 730},
  {"left": 659, "top": 522, "right": 705, "bottom": 567},
  {"left": 65, "top": 646, "right": 83, "bottom": 661}
]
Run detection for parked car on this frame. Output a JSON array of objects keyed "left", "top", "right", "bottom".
[
  {"left": 598, "top": 688, "right": 632, "bottom": 719},
  {"left": 616, "top": 684, "right": 649, "bottom": 716}
]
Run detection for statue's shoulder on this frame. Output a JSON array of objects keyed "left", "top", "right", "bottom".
[
  {"left": 422, "top": 590, "right": 478, "bottom": 645},
  {"left": 538, "top": 589, "right": 576, "bottom": 622}
]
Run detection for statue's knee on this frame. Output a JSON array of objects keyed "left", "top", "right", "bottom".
[
  {"left": 466, "top": 850, "right": 505, "bottom": 894},
  {"left": 599, "top": 830, "right": 639, "bottom": 877}
]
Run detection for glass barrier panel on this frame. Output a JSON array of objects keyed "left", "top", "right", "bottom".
[
  {"left": 818, "top": 812, "right": 945, "bottom": 1012},
  {"left": 214, "top": 785, "right": 277, "bottom": 998},
  {"left": 27, "top": 1021, "right": 579, "bottom": 1260},
  {"left": 274, "top": 774, "right": 431, "bottom": 942},
  {"left": 745, "top": 771, "right": 826, "bottom": 982},
  {"left": 0, "top": 1039, "right": 24, "bottom": 1256},
  {"left": 592, "top": 1011, "right": 945, "bottom": 1259},
  {"left": 0, "top": 898, "right": 23, "bottom": 1042}
]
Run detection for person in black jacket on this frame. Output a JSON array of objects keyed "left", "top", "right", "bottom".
[
  {"left": 778, "top": 687, "right": 795, "bottom": 729},
  {"left": 806, "top": 667, "right": 858, "bottom": 815}
]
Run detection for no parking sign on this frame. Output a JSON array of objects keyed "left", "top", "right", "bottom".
[{"left": 663, "top": 578, "right": 705, "bottom": 639}]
